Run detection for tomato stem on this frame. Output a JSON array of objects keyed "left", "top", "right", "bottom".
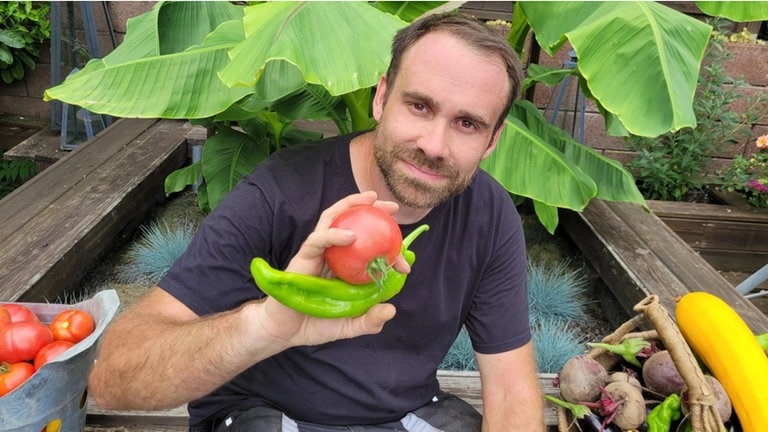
[{"left": 366, "top": 257, "right": 391, "bottom": 289}]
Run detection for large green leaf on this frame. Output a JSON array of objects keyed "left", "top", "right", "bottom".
[
  {"left": 44, "top": 19, "right": 251, "bottom": 118},
  {"left": 520, "top": 2, "right": 711, "bottom": 137},
  {"left": 483, "top": 100, "right": 645, "bottom": 222},
  {"left": 203, "top": 127, "right": 269, "bottom": 209},
  {"left": 100, "top": 1, "right": 244, "bottom": 65},
  {"left": 372, "top": 1, "right": 451, "bottom": 22},
  {"left": 482, "top": 107, "right": 597, "bottom": 211},
  {"left": 511, "top": 101, "right": 645, "bottom": 206},
  {"left": 157, "top": 1, "right": 244, "bottom": 54},
  {"left": 219, "top": 2, "right": 407, "bottom": 96},
  {"left": 696, "top": 1, "right": 768, "bottom": 21}
]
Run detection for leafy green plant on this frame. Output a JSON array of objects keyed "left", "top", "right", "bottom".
[
  {"left": 626, "top": 23, "right": 767, "bottom": 201},
  {"left": 42, "top": 2, "right": 768, "bottom": 232},
  {"left": 0, "top": 157, "right": 35, "bottom": 199},
  {"left": 719, "top": 135, "right": 768, "bottom": 208},
  {"left": 0, "top": 1, "right": 50, "bottom": 84}
]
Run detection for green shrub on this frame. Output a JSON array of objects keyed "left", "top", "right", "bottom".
[
  {"left": 0, "top": 156, "right": 35, "bottom": 199},
  {"left": 719, "top": 135, "right": 768, "bottom": 208},
  {"left": 0, "top": 1, "right": 51, "bottom": 84}
]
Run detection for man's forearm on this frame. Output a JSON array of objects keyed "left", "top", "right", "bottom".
[{"left": 89, "top": 292, "right": 280, "bottom": 410}]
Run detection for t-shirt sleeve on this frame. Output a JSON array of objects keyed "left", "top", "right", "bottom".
[{"left": 158, "top": 179, "right": 275, "bottom": 316}]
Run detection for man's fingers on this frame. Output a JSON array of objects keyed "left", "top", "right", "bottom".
[{"left": 356, "top": 303, "right": 396, "bottom": 335}]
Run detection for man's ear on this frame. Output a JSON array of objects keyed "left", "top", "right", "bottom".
[
  {"left": 482, "top": 123, "right": 506, "bottom": 159},
  {"left": 372, "top": 75, "right": 388, "bottom": 122}
]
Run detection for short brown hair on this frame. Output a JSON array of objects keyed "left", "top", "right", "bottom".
[{"left": 385, "top": 12, "right": 523, "bottom": 131}]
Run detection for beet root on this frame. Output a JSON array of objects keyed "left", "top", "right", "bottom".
[
  {"left": 600, "top": 381, "right": 646, "bottom": 430},
  {"left": 558, "top": 354, "right": 609, "bottom": 403},
  {"left": 642, "top": 350, "right": 685, "bottom": 396},
  {"left": 681, "top": 375, "right": 732, "bottom": 422}
]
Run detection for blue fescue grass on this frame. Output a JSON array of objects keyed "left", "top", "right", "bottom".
[
  {"left": 527, "top": 259, "right": 588, "bottom": 324},
  {"left": 120, "top": 219, "right": 197, "bottom": 283},
  {"left": 531, "top": 318, "right": 586, "bottom": 373},
  {"left": 440, "top": 259, "right": 590, "bottom": 373},
  {"left": 439, "top": 327, "right": 477, "bottom": 371}
]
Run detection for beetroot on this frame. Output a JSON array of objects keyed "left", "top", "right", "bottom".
[
  {"left": 681, "top": 375, "right": 732, "bottom": 422},
  {"left": 642, "top": 350, "right": 685, "bottom": 396},
  {"left": 583, "top": 381, "right": 646, "bottom": 431},
  {"left": 558, "top": 354, "right": 609, "bottom": 403}
]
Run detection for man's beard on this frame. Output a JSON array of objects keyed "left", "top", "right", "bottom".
[{"left": 373, "top": 131, "right": 475, "bottom": 208}]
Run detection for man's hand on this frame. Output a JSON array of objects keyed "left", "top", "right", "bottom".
[{"left": 248, "top": 190, "right": 406, "bottom": 349}]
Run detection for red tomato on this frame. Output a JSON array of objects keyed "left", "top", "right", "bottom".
[
  {"left": 0, "top": 306, "right": 10, "bottom": 330},
  {"left": 2, "top": 304, "right": 39, "bottom": 323},
  {"left": 0, "top": 320, "right": 54, "bottom": 363},
  {"left": 49, "top": 309, "right": 95, "bottom": 344},
  {"left": 33, "top": 340, "right": 75, "bottom": 370},
  {"left": 323, "top": 205, "right": 403, "bottom": 284},
  {"left": 0, "top": 361, "right": 35, "bottom": 397}
]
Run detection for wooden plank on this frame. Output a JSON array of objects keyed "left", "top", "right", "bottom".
[
  {"left": 85, "top": 372, "right": 562, "bottom": 428},
  {"left": 648, "top": 200, "right": 768, "bottom": 272},
  {"left": 459, "top": 1, "right": 513, "bottom": 21},
  {"left": 649, "top": 199, "right": 768, "bottom": 224},
  {"left": 560, "top": 199, "right": 768, "bottom": 334},
  {"left": 0, "top": 118, "right": 159, "bottom": 238},
  {"left": 86, "top": 400, "right": 188, "bottom": 427},
  {"left": 0, "top": 119, "right": 189, "bottom": 301}
]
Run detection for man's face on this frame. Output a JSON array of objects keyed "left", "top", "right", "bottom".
[{"left": 371, "top": 31, "right": 510, "bottom": 209}]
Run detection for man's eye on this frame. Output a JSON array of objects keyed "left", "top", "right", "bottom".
[
  {"left": 460, "top": 119, "right": 476, "bottom": 130},
  {"left": 412, "top": 103, "right": 426, "bottom": 111}
]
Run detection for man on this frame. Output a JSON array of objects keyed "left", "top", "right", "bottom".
[{"left": 89, "top": 12, "right": 545, "bottom": 432}]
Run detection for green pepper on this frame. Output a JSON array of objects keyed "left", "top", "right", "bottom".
[
  {"left": 647, "top": 393, "right": 682, "bottom": 432},
  {"left": 251, "top": 224, "right": 429, "bottom": 318}
]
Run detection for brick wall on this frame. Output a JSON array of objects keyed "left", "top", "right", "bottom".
[{"left": 0, "top": 2, "right": 155, "bottom": 120}]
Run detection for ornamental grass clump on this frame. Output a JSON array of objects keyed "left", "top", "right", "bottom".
[
  {"left": 120, "top": 220, "right": 196, "bottom": 283},
  {"left": 719, "top": 135, "right": 768, "bottom": 208},
  {"left": 440, "top": 260, "right": 590, "bottom": 373}
]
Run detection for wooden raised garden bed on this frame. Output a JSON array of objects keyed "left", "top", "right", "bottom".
[{"left": 648, "top": 198, "right": 768, "bottom": 274}]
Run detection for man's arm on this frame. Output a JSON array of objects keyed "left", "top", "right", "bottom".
[
  {"left": 88, "top": 287, "right": 396, "bottom": 410},
  {"left": 88, "top": 191, "right": 401, "bottom": 411},
  {"left": 476, "top": 342, "right": 545, "bottom": 432}
]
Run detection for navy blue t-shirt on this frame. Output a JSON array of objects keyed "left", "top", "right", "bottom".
[{"left": 159, "top": 134, "right": 530, "bottom": 426}]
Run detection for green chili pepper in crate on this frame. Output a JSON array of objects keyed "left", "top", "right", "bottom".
[
  {"left": 251, "top": 224, "right": 429, "bottom": 318},
  {"left": 647, "top": 393, "right": 682, "bottom": 432}
]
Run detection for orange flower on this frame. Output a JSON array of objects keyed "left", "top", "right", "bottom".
[{"left": 757, "top": 134, "right": 768, "bottom": 149}]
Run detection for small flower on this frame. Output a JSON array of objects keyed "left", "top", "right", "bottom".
[
  {"left": 747, "top": 178, "right": 768, "bottom": 194},
  {"left": 756, "top": 134, "right": 768, "bottom": 149}
]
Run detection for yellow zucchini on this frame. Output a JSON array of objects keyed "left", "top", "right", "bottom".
[{"left": 675, "top": 291, "right": 768, "bottom": 432}]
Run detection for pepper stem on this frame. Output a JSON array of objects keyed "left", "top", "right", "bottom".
[{"left": 402, "top": 224, "right": 430, "bottom": 250}]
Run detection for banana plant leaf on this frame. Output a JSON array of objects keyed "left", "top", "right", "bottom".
[
  {"left": 219, "top": 2, "right": 407, "bottom": 96},
  {"left": 202, "top": 127, "right": 269, "bottom": 208},
  {"left": 483, "top": 100, "right": 646, "bottom": 233},
  {"left": 518, "top": 1, "right": 711, "bottom": 137},
  {"left": 372, "top": 1, "right": 452, "bottom": 22},
  {"left": 696, "top": 1, "right": 768, "bottom": 21},
  {"left": 43, "top": 3, "right": 251, "bottom": 119}
]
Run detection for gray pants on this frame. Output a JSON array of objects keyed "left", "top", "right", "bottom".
[{"left": 204, "top": 392, "right": 481, "bottom": 432}]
